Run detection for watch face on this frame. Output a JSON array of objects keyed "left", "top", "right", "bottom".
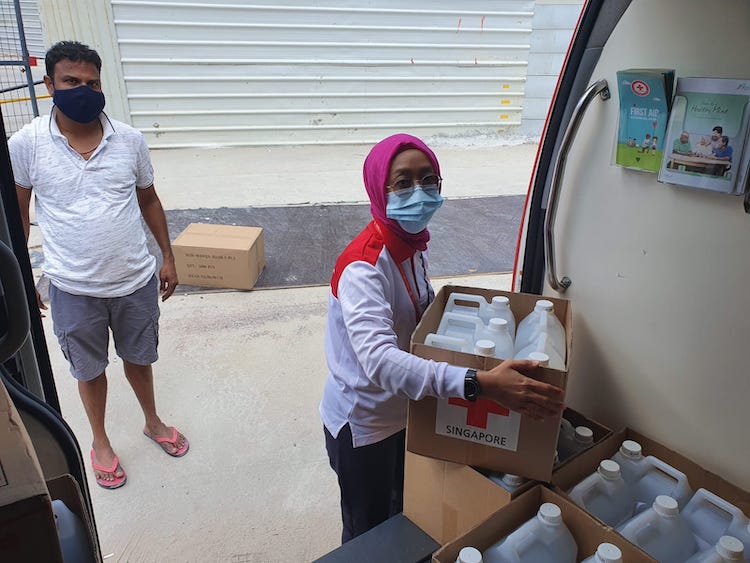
[{"left": 465, "top": 371, "right": 480, "bottom": 401}]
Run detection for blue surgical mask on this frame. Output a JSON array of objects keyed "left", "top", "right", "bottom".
[
  {"left": 53, "top": 85, "right": 105, "bottom": 124},
  {"left": 386, "top": 186, "right": 444, "bottom": 234}
]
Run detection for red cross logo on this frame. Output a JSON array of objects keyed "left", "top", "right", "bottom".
[
  {"left": 631, "top": 80, "right": 650, "bottom": 97},
  {"left": 448, "top": 398, "right": 510, "bottom": 428}
]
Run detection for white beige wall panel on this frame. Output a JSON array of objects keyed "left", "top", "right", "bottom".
[
  {"left": 111, "top": 0, "right": 534, "bottom": 147},
  {"left": 520, "top": 1, "right": 583, "bottom": 137},
  {"left": 19, "top": 0, "right": 45, "bottom": 57}
]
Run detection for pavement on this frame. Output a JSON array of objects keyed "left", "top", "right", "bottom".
[{"left": 28, "top": 139, "right": 538, "bottom": 562}]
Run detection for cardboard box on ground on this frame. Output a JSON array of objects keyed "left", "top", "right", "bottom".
[
  {"left": 172, "top": 223, "right": 265, "bottom": 290},
  {"left": 407, "top": 285, "right": 572, "bottom": 482},
  {"left": 432, "top": 485, "right": 657, "bottom": 563},
  {"left": 404, "top": 407, "right": 611, "bottom": 545},
  {"left": 0, "top": 381, "right": 63, "bottom": 562}
]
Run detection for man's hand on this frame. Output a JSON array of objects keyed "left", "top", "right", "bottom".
[
  {"left": 36, "top": 288, "right": 48, "bottom": 317},
  {"left": 159, "top": 256, "right": 178, "bottom": 301},
  {"left": 477, "top": 359, "right": 564, "bottom": 421}
]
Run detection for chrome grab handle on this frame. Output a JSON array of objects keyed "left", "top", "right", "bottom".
[{"left": 545, "top": 79, "right": 610, "bottom": 292}]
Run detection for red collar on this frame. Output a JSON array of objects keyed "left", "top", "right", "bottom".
[{"left": 373, "top": 219, "right": 418, "bottom": 262}]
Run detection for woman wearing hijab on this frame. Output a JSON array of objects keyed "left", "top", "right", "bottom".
[{"left": 319, "top": 133, "right": 564, "bottom": 543}]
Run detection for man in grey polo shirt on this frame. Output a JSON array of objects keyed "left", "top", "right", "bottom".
[{"left": 10, "top": 40, "right": 189, "bottom": 489}]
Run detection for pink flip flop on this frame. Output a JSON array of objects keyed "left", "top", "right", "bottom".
[
  {"left": 90, "top": 449, "right": 127, "bottom": 490},
  {"left": 143, "top": 426, "right": 190, "bottom": 457}
]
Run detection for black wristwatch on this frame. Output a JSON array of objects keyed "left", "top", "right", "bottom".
[{"left": 464, "top": 369, "right": 481, "bottom": 401}]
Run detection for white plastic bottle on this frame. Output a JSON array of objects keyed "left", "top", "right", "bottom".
[
  {"left": 52, "top": 499, "right": 95, "bottom": 563},
  {"left": 482, "top": 296, "right": 517, "bottom": 337},
  {"left": 483, "top": 503, "right": 577, "bottom": 563},
  {"left": 487, "top": 472, "right": 527, "bottom": 493},
  {"left": 631, "top": 455, "right": 693, "bottom": 512},
  {"left": 580, "top": 543, "right": 623, "bottom": 563},
  {"left": 567, "top": 460, "right": 635, "bottom": 527},
  {"left": 475, "top": 340, "right": 496, "bottom": 358},
  {"left": 456, "top": 546, "right": 484, "bottom": 563},
  {"left": 514, "top": 300, "right": 566, "bottom": 359},
  {"left": 685, "top": 535, "right": 745, "bottom": 562},
  {"left": 479, "top": 318, "right": 515, "bottom": 359},
  {"left": 682, "top": 488, "right": 749, "bottom": 548},
  {"left": 514, "top": 331, "right": 566, "bottom": 370},
  {"left": 437, "top": 311, "right": 485, "bottom": 345},
  {"left": 557, "top": 425, "right": 594, "bottom": 461},
  {"left": 557, "top": 416, "right": 575, "bottom": 456},
  {"left": 425, "top": 332, "right": 472, "bottom": 353},
  {"left": 611, "top": 439, "right": 649, "bottom": 485},
  {"left": 726, "top": 519, "right": 750, "bottom": 562},
  {"left": 618, "top": 495, "right": 698, "bottom": 563},
  {"left": 445, "top": 292, "right": 489, "bottom": 318}
]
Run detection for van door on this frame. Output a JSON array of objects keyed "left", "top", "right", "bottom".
[
  {"left": 0, "top": 108, "right": 102, "bottom": 556},
  {"left": 515, "top": 0, "right": 750, "bottom": 490}
]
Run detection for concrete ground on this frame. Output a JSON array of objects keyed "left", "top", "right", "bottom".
[{"left": 29, "top": 140, "right": 538, "bottom": 562}]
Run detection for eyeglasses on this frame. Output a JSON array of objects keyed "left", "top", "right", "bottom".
[{"left": 386, "top": 174, "right": 442, "bottom": 197}]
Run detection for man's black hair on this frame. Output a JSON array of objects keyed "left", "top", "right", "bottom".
[
  {"left": 45, "top": 41, "right": 101, "bottom": 78},
  {"left": 713, "top": 126, "right": 723, "bottom": 134}
]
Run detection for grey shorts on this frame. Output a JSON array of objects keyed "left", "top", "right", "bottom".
[{"left": 49, "top": 276, "right": 160, "bottom": 381}]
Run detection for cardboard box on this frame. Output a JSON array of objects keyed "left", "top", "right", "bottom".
[
  {"left": 552, "top": 427, "right": 750, "bottom": 519},
  {"left": 432, "top": 485, "right": 656, "bottom": 562},
  {"left": 0, "top": 381, "right": 63, "bottom": 562},
  {"left": 172, "top": 223, "right": 265, "bottom": 290},
  {"left": 403, "top": 451, "right": 535, "bottom": 544},
  {"left": 407, "top": 285, "right": 572, "bottom": 481},
  {"left": 0, "top": 381, "right": 48, "bottom": 507},
  {"left": 403, "top": 408, "right": 611, "bottom": 544},
  {"left": 553, "top": 407, "right": 613, "bottom": 469}
]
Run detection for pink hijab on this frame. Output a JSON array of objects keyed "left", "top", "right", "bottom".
[{"left": 363, "top": 133, "right": 441, "bottom": 251}]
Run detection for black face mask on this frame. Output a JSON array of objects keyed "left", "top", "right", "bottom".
[{"left": 53, "top": 85, "right": 105, "bottom": 124}]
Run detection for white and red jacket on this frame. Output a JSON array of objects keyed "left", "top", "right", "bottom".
[{"left": 320, "top": 220, "right": 465, "bottom": 447}]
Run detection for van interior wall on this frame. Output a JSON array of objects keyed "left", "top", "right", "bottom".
[{"left": 545, "top": 0, "right": 750, "bottom": 491}]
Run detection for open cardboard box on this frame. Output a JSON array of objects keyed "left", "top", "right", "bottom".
[
  {"left": 47, "top": 474, "right": 102, "bottom": 563},
  {"left": 403, "top": 407, "right": 611, "bottom": 545},
  {"left": 552, "top": 427, "right": 750, "bottom": 520},
  {"left": 407, "top": 285, "right": 572, "bottom": 481},
  {"left": 432, "top": 485, "right": 656, "bottom": 562},
  {"left": 172, "top": 222, "right": 265, "bottom": 290}
]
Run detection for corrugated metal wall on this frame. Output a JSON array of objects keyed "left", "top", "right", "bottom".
[{"left": 111, "top": 0, "right": 535, "bottom": 147}]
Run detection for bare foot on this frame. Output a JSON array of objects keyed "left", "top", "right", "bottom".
[{"left": 91, "top": 444, "right": 126, "bottom": 487}]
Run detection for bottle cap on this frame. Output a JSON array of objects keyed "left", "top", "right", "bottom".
[
  {"left": 619, "top": 440, "right": 642, "bottom": 459},
  {"left": 491, "top": 295, "right": 510, "bottom": 306},
  {"left": 716, "top": 535, "right": 744, "bottom": 560},
  {"left": 538, "top": 502, "right": 562, "bottom": 525},
  {"left": 595, "top": 543, "right": 623, "bottom": 563},
  {"left": 457, "top": 546, "right": 483, "bottom": 563},
  {"left": 653, "top": 495, "right": 679, "bottom": 517},
  {"left": 502, "top": 473, "right": 526, "bottom": 487},
  {"left": 474, "top": 340, "right": 495, "bottom": 356},
  {"left": 488, "top": 317, "right": 508, "bottom": 331},
  {"left": 528, "top": 351, "right": 550, "bottom": 366},
  {"left": 598, "top": 459, "right": 621, "bottom": 480},
  {"left": 575, "top": 426, "right": 594, "bottom": 444},
  {"left": 536, "top": 299, "right": 554, "bottom": 312}
]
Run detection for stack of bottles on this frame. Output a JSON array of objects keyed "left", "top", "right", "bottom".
[
  {"left": 565, "top": 439, "right": 750, "bottom": 563},
  {"left": 453, "top": 502, "right": 627, "bottom": 563},
  {"left": 426, "top": 294, "right": 566, "bottom": 369}
]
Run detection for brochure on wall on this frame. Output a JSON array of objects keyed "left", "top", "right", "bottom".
[
  {"left": 658, "top": 77, "right": 750, "bottom": 195},
  {"left": 615, "top": 68, "right": 675, "bottom": 173}
]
